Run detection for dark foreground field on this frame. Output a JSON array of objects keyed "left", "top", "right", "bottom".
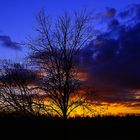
[{"left": 0, "top": 114, "right": 140, "bottom": 140}]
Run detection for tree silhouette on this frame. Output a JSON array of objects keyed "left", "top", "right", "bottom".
[
  {"left": 27, "top": 9, "right": 94, "bottom": 119},
  {"left": 0, "top": 60, "right": 43, "bottom": 117}
]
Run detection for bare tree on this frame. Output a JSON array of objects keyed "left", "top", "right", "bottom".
[
  {"left": 27, "top": 9, "right": 94, "bottom": 119},
  {"left": 0, "top": 60, "right": 43, "bottom": 117}
]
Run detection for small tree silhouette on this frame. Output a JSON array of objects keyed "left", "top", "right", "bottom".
[
  {"left": 27, "top": 9, "right": 94, "bottom": 119},
  {"left": 0, "top": 60, "right": 43, "bottom": 117}
]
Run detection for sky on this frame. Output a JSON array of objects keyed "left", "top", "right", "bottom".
[
  {"left": 0, "top": 0, "right": 139, "bottom": 59},
  {"left": 0, "top": 0, "right": 140, "bottom": 116}
]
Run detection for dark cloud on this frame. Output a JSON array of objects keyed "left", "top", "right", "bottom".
[
  {"left": 108, "top": 19, "right": 120, "bottom": 29},
  {"left": 0, "top": 62, "right": 37, "bottom": 86},
  {"left": 79, "top": 4, "right": 140, "bottom": 105},
  {"left": 93, "top": 7, "right": 119, "bottom": 34},
  {"left": 104, "top": 7, "right": 116, "bottom": 17},
  {"left": 119, "top": 4, "right": 140, "bottom": 20},
  {"left": 88, "top": 22, "right": 140, "bottom": 90},
  {"left": 93, "top": 7, "right": 116, "bottom": 21},
  {"left": 0, "top": 35, "right": 21, "bottom": 50}
]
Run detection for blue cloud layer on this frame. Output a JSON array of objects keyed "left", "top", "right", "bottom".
[{"left": 80, "top": 4, "right": 140, "bottom": 104}]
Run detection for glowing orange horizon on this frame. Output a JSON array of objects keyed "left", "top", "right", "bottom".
[{"left": 69, "top": 102, "right": 140, "bottom": 117}]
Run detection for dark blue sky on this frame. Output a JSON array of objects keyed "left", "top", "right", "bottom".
[{"left": 0, "top": 0, "right": 139, "bottom": 60}]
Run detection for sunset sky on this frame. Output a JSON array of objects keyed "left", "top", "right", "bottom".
[{"left": 0, "top": 0, "right": 140, "bottom": 116}]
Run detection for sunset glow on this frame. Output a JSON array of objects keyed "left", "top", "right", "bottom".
[{"left": 69, "top": 103, "right": 140, "bottom": 117}]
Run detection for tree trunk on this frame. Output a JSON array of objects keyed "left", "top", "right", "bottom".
[{"left": 63, "top": 109, "right": 67, "bottom": 119}]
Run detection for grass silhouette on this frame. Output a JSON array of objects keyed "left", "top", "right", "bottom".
[{"left": 0, "top": 112, "right": 139, "bottom": 140}]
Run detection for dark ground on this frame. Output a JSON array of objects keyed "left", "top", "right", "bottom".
[{"left": 0, "top": 114, "right": 140, "bottom": 140}]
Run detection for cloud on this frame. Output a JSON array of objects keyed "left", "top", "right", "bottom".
[
  {"left": 94, "top": 7, "right": 116, "bottom": 21},
  {"left": 89, "top": 24, "right": 140, "bottom": 89},
  {"left": 79, "top": 4, "right": 140, "bottom": 106},
  {"left": 0, "top": 35, "right": 21, "bottom": 50},
  {"left": 119, "top": 4, "right": 140, "bottom": 19},
  {"left": 108, "top": 19, "right": 120, "bottom": 29},
  {"left": 104, "top": 7, "right": 116, "bottom": 17},
  {"left": 0, "top": 62, "right": 37, "bottom": 86}
]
